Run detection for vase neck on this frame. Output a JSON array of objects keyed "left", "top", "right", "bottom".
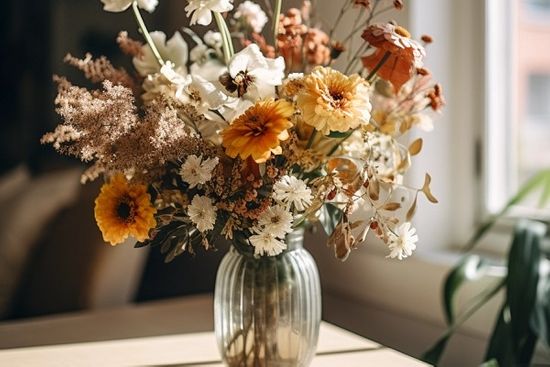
[{"left": 286, "top": 227, "right": 305, "bottom": 251}]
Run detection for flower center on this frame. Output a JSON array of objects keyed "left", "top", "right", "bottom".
[
  {"left": 116, "top": 197, "right": 136, "bottom": 223},
  {"left": 395, "top": 26, "right": 411, "bottom": 38},
  {"left": 219, "top": 70, "right": 255, "bottom": 97},
  {"left": 329, "top": 88, "right": 347, "bottom": 109}
]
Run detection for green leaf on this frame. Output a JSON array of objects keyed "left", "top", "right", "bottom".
[
  {"left": 506, "top": 221, "right": 543, "bottom": 356},
  {"left": 318, "top": 203, "right": 343, "bottom": 236},
  {"left": 485, "top": 305, "right": 515, "bottom": 367},
  {"left": 538, "top": 174, "right": 550, "bottom": 208},
  {"left": 531, "top": 266, "right": 550, "bottom": 347},
  {"left": 464, "top": 170, "right": 550, "bottom": 252},
  {"left": 443, "top": 255, "right": 489, "bottom": 325},
  {"left": 327, "top": 131, "right": 352, "bottom": 139},
  {"left": 480, "top": 359, "right": 499, "bottom": 367},
  {"left": 423, "top": 278, "right": 505, "bottom": 365}
]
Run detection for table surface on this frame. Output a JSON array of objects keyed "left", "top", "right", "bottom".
[{"left": 0, "top": 295, "right": 428, "bottom": 367}]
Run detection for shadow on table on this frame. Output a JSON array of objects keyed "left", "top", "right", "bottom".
[{"left": 138, "top": 346, "right": 385, "bottom": 367}]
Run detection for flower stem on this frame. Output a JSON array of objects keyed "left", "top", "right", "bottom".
[
  {"left": 306, "top": 129, "right": 317, "bottom": 149},
  {"left": 214, "top": 12, "right": 234, "bottom": 64},
  {"left": 366, "top": 51, "right": 391, "bottom": 82},
  {"left": 131, "top": 1, "right": 164, "bottom": 67},
  {"left": 273, "top": 0, "right": 283, "bottom": 50}
]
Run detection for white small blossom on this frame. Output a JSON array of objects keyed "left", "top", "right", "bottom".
[
  {"left": 204, "top": 31, "right": 223, "bottom": 49},
  {"left": 234, "top": 1, "right": 268, "bottom": 33},
  {"left": 250, "top": 231, "right": 287, "bottom": 257},
  {"left": 254, "top": 205, "right": 293, "bottom": 239},
  {"left": 273, "top": 175, "right": 313, "bottom": 212},
  {"left": 101, "top": 0, "right": 158, "bottom": 13},
  {"left": 141, "top": 62, "right": 191, "bottom": 103},
  {"left": 188, "top": 195, "right": 217, "bottom": 233},
  {"left": 386, "top": 222, "right": 419, "bottom": 260},
  {"left": 179, "top": 155, "right": 219, "bottom": 188},
  {"left": 133, "top": 31, "right": 188, "bottom": 76},
  {"left": 185, "top": 0, "right": 234, "bottom": 26},
  {"left": 223, "top": 44, "right": 285, "bottom": 100}
]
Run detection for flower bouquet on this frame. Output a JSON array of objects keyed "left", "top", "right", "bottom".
[{"left": 42, "top": 0, "right": 444, "bottom": 365}]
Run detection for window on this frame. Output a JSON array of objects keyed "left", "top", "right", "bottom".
[{"left": 485, "top": 0, "right": 550, "bottom": 215}]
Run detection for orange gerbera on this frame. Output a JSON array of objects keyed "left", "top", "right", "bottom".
[
  {"left": 221, "top": 99, "right": 294, "bottom": 163},
  {"left": 94, "top": 174, "right": 156, "bottom": 245},
  {"left": 361, "top": 23, "right": 425, "bottom": 92}
]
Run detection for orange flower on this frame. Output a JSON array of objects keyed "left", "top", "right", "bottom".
[
  {"left": 362, "top": 23, "right": 425, "bottom": 92},
  {"left": 221, "top": 99, "right": 294, "bottom": 163},
  {"left": 94, "top": 174, "right": 156, "bottom": 245}
]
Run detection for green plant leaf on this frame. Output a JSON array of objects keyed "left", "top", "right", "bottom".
[
  {"left": 327, "top": 131, "right": 352, "bottom": 139},
  {"left": 506, "top": 221, "right": 543, "bottom": 356},
  {"left": 443, "top": 255, "right": 489, "bottom": 325},
  {"left": 464, "top": 170, "right": 550, "bottom": 252},
  {"left": 531, "top": 263, "right": 550, "bottom": 347},
  {"left": 423, "top": 278, "right": 505, "bottom": 365},
  {"left": 485, "top": 305, "right": 515, "bottom": 367},
  {"left": 318, "top": 203, "right": 344, "bottom": 236},
  {"left": 480, "top": 359, "right": 499, "bottom": 367}
]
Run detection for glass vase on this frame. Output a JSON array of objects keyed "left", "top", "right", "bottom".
[{"left": 214, "top": 228, "right": 321, "bottom": 367}]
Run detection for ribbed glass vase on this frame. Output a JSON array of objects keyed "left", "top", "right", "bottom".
[{"left": 214, "top": 228, "right": 321, "bottom": 367}]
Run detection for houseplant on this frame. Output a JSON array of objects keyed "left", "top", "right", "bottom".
[
  {"left": 424, "top": 170, "right": 550, "bottom": 366},
  {"left": 42, "top": 0, "right": 444, "bottom": 365}
]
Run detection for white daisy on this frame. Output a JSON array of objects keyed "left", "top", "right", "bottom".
[
  {"left": 250, "top": 231, "right": 287, "bottom": 257},
  {"left": 254, "top": 205, "right": 293, "bottom": 238},
  {"left": 133, "top": 31, "right": 188, "bottom": 77},
  {"left": 220, "top": 44, "right": 285, "bottom": 100},
  {"left": 273, "top": 175, "right": 313, "bottom": 212},
  {"left": 101, "top": 0, "right": 158, "bottom": 13},
  {"left": 234, "top": 1, "right": 268, "bottom": 33},
  {"left": 179, "top": 155, "right": 219, "bottom": 188},
  {"left": 386, "top": 222, "right": 419, "bottom": 260},
  {"left": 188, "top": 195, "right": 217, "bottom": 232},
  {"left": 185, "top": 0, "right": 234, "bottom": 26}
]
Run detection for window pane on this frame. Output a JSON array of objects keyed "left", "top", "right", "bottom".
[{"left": 515, "top": 0, "right": 550, "bottom": 208}]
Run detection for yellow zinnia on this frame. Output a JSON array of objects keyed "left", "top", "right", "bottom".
[
  {"left": 297, "top": 66, "right": 372, "bottom": 135},
  {"left": 94, "top": 174, "right": 156, "bottom": 245},
  {"left": 221, "top": 99, "right": 294, "bottom": 163}
]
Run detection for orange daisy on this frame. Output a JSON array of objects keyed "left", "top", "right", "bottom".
[
  {"left": 221, "top": 99, "right": 294, "bottom": 163},
  {"left": 94, "top": 174, "right": 156, "bottom": 245}
]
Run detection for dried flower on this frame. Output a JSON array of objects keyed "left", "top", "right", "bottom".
[
  {"left": 219, "top": 44, "right": 285, "bottom": 100},
  {"left": 185, "top": 0, "right": 234, "bottom": 26},
  {"left": 188, "top": 195, "right": 217, "bottom": 232},
  {"left": 253, "top": 205, "right": 293, "bottom": 238},
  {"left": 100, "top": 0, "right": 158, "bottom": 13},
  {"left": 234, "top": 1, "right": 268, "bottom": 33},
  {"left": 133, "top": 31, "right": 188, "bottom": 76},
  {"left": 221, "top": 99, "right": 293, "bottom": 163},
  {"left": 273, "top": 175, "right": 313, "bottom": 212},
  {"left": 296, "top": 67, "right": 372, "bottom": 135},
  {"left": 250, "top": 231, "right": 287, "bottom": 256},
  {"left": 179, "top": 155, "right": 219, "bottom": 188},
  {"left": 362, "top": 23, "right": 425, "bottom": 92},
  {"left": 94, "top": 174, "right": 156, "bottom": 245},
  {"left": 386, "top": 222, "right": 418, "bottom": 260}
]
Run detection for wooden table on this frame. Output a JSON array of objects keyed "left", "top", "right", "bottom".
[{"left": 0, "top": 295, "right": 427, "bottom": 366}]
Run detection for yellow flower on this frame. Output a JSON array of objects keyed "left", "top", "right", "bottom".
[
  {"left": 94, "top": 174, "right": 156, "bottom": 245},
  {"left": 221, "top": 99, "right": 294, "bottom": 163},
  {"left": 297, "top": 66, "right": 372, "bottom": 135}
]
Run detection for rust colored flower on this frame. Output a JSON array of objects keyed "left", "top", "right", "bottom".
[
  {"left": 361, "top": 23, "right": 425, "bottom": 92},
  {"left": 221, "top": 99, "right": 294, "bottom": 163},
  {"left": 94, "top": 174, "right": 156, "bottom": 245},
  {"left": 427, "top": 83, "right": 445, "bottom": 111},
  {"left": 304, "top": 28, "right": 331, "bottom": 66}
]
